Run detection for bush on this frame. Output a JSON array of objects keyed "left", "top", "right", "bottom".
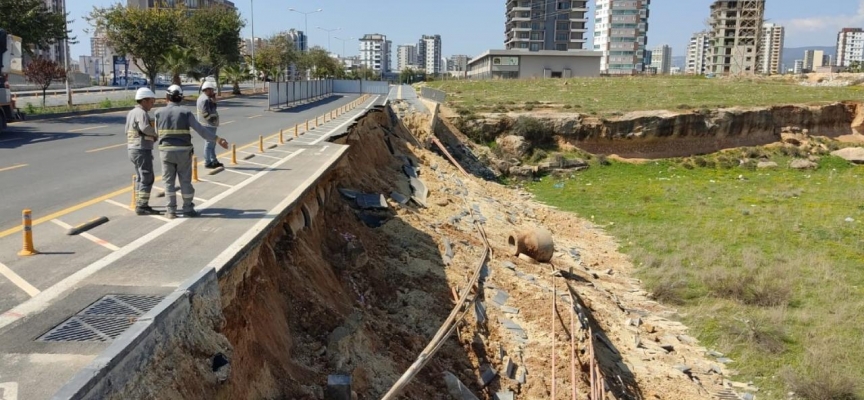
[
  {"left": 694, "top": 156, "right": 709, "bottom": 168},
  {"left": 512, "top": 116, "right": 553, "bottom": 146},
  {"left": 99, "top": 98, "right": 113, "bottom": 108},
  {"left": 529, "top": 149, "right": 548, "bottom": 163},
  {"left": 596, "top": 154, "right": 611, "bottom": 166},
  {"left": 25, "top": 102, "right": 36, "bottom": 115}
]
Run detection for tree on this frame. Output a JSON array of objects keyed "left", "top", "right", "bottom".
[
  {"left": 87, "top": 4, "right": 184, "bottom": 90},
  {"left": 354, "top": 66, "right": 380, "bottom": 81},
  {"left": 299, "top": 47, "right": 344, "bottom": 79},
  {"left": 0, "top": 0, "right": 71, "bottom": 55},
  {"left": 399, "top": 67, "right": 416, "bottom": 84},
  {"left": 23, "top": 57, "right": 65, "bottom": 107},
  {"left": 221, "top": 64, "right": 250, "bottom": 95},
  {"left": 184, "top": 6, "right": 244, "bottom": 94},
  {"left": 161, "top": 46, "right": 200, "bottom": 85}
]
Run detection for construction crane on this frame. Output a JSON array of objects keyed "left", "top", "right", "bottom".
[{"left": 0, "top": 28, "right": 25, "bottom": 132}]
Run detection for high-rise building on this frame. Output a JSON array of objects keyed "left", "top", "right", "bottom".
[
  {"left": 417, "top": 35, "right": 442, "bottom": 75},
  {"left": 448, "top": 54, "right": 470, "bottom": 77},
  {"left": 759, "top": 23, "right": 784, "bottom": 74},
  {"left": 836, "top": 28, "right": 864, "bottom": 67},
  {"left": 593, "top": 0, "right": 651, "bottom": 75},
  {"left": 285, "top": 29, "right": 307, "bottom": 53},
  {"left": 127, "top": 0, "right": 236, "bottom": 9},
  {"left": 397, "top": 44, "right": 417, "bottom": 72},
  {"left": 793, "top": 59, "right": 804, "bottom": 74},
  {"left": 707, "top": 0, "right": 765, "bottom": 75},
  {"left": 803, "top": 49, "right": 829, "bottom": 71},
  {"left": 30, "top": 0, "right": 67, "bottom": 65},
  {"left": 650, "top": 44, "right": 672, "bottom": 74},
  {"left": 505, "top": 0, "right": 589, "bottom": 51},
  {"left": 359, "top": 33, "right": 391, "bottom": 73},
  {"left": 685, "top": 31, "right": 711, "bottom": 75}
]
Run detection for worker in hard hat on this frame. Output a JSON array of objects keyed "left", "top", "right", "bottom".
[
  {"left": 197, "top": 80, "right": 222, "bottom": 168},
  {"left": 126, "top": 87, "right": 161, "bottom": 215},
  {"left": 156, "top": 85, "right": 229, "bottom": 218}
]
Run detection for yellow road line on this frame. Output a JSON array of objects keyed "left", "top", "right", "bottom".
[
  {"left": 0, "top": 164, "right": 27, "bottom": 173},
  {"left": 67, "top": 125, "right": 108, "bottom": 133},
  {"left": 86, "top": 143, "right": 126, "bottom": 153},
  {"left": 0, "top": 261, "right": 40, "bottom": 297}
]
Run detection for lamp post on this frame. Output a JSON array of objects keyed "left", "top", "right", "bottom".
[
  {"left": 317, "top": 27, "right": 340, "bottom": 54},
  {"left": 288, "top": 8, "right": 323, "bottom": 52},
  {"left": 333, "top": 36, "right": 353, "bottom": 59},
  {"left": 250, "top": 0, "right": 256, "bottom": 92},
  {"left": 63, "top": 5, "right": 72, "bottom": 106}
]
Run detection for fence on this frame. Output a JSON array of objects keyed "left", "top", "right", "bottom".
[
  {"left": 420, "top": 87, "right": 447, "bottom": 103},
  {"left": 268, "top": 79, "right": 392, "bottom": 108}
]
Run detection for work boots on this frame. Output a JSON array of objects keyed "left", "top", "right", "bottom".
[{"left": 135, "top": 205, "right": 163, "bottom": 216}]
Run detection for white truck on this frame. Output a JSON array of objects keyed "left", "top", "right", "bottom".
[{"left": 0, "top": 29, "right": 24, "bottom": 131}]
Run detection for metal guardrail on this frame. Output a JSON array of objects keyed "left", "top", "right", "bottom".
[{"left": 419, "top": 87, "right": 446, "bottom": 103}]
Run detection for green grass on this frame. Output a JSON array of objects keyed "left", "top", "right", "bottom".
[
  {"left": 20, "top": 97, "right": 138, "bottom": 115},
  {"left": 528, "top": 156, "right": 864, "bottom": 399},
  {"left": 427, "top": 75, "right": 864, "bottom": 116}
]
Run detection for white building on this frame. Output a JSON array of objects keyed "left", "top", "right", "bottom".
[
  {"left": 31, "top": 0, "right": 68, "bottom": 65},
  {"left": 418, "top": 34, "right": 442, "bottom": 75},
  {"left": 286, "top": 29, "right": 307, "bottom": 52},
  {"left": 504, "top": 0, "right": 589, "bottom": 51},
  {"left": 793, "top": 59, "right": 804, "bottom": 74},
  {"left": 359, "top": 33, "right": 392, "bottom": 73},
  {"left": 593, "top": 0, "right": 651, "bottom": 75},
  {"left": 685, "top": 31, "right": 711, "bottom": 75},
  {"left": 650, "top": 44, "right": 671, "bottom": 74},
  {"left": 836, "top": 28, "right": 864, "bottom": 67},
  {"left": 759, "top": 23, "right": 784, "bottom": 74},
  {"left": 396, "top": 44, "right": 417, "bottom": 72}
]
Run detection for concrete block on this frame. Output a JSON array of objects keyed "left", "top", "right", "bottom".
[
  {"left": 324, "top": 375, "right": 351, "bottom": 400},
  {"left": 442, "top": 371, "right": 479, "bottom": 400}
]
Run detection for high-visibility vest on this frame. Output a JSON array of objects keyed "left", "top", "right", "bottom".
[{"left": 156, "top": 103, "right": 193, "bottom": 151}]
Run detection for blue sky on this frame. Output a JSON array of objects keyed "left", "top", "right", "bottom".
[{"left": 68, "top": 0, "right": 864, "bottom": 60}]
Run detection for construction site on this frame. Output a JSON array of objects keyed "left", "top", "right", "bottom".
[{"left": 708, "top": 0, "right": 766, "bottom": 75}]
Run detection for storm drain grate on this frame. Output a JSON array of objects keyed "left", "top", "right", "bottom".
[{"left": 37, "top": 295, "right": 164, "bottom": 342}]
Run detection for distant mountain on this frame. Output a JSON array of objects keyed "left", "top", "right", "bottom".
[{"left": 782, "top": 46, "right": 835, "bottom": 69}]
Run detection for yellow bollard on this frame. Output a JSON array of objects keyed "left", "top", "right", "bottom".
[
  {"left": 315, "top": 117, "right": 318, "bottom": 128},
  {"left": 130, "top": 175, "right": 137, "bottom": 210},
  {"left": 18, "top": 209, "right": 37, "bottom": 256},
  {"left": 192, "top": 155, "right": 200, "bottom": 182},
  {"left": 306, "top": 120, "right": 309, "bottom": 131},
  {"left": 231, "top": 144, "right": 237, "bottom": 165},
  {"left": 279, "top": 129, "right": 284, "bottom": 144},
  {"left": 294, "top": 124, "right": 299, "bottom": 138},
  {"left": 259, "top": 135, "right": 264, "bottom": 153}
]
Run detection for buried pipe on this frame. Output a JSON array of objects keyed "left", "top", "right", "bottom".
[{"left": 508, "top": 228, "right": 555, "bottom": 263}]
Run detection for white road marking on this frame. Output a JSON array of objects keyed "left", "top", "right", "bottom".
[
  {"left": 0, "top": 381, "right": 19, "bottom": 400},
  {"left": 197, "top": 178, "right": 234, "bottom": 188},
  {"left": 267, "top": 148, "right": 293, "bottom": 153},
  {"left": 67, "top": 125, "right": 108, "bottom": 133},
  {"left": 222, "top": 168, "right": 255, "bottom": 177},
  {"left": 238, "top": 151, "right": 281, "bottom": 160},
  {"left": 103, "top": 199, "right": 172, "bottom": 222},
  {"left": 50, "top": 219, "right": 121, "bottom": 252},
  {"left": 0, "top": 262, "right": 40, "bottom": 297},
  {"left": 240, "top": 159, "right": 271, "bottom": 167},
  {"left": 0, "top": 149, "right": 305, "bottom": 329}
]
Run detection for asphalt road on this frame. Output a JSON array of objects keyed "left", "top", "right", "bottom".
[
  {"left": 0, "top": 92, "right": 361, "bottom": 231},
  {"left": 14, "top": 83, "right": 256, "bottom": 108}
]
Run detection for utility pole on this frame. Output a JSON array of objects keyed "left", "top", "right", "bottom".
[
  {"left": 250, "top": 0, "right": 256, "bottom": 93},
  {"left": 317, "top": 27, "right": 340, "bottom": 54},
  {"left": 288, "top": 8, "right": 322, "bottom": 80},
  {"left": 334, "top": 37, "right": 354, "bottom": 59},
  {"left": 63, "top": 4, "right": 72, "bottom": 107}
]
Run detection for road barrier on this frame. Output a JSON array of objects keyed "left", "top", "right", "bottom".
[
  {"left": 279, "top": 129, "right": 284, "bottom": 144},
  {"left": 294, "top": 124, "right": 299, "bottom": 138},
  {"left": 258, "top": 136, "right": 264, "bottom": 153},
  {"left": 18, "top": 209, "right": 37, "bottom": 256},
  {"left": 268, "top": 79, "right": 390, "bottom": 108},
  {"left": 419, "top": 87, "right": 447, "bottom": 103}
]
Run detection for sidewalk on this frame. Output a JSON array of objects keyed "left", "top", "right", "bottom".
[{"left": 0, "top": 93, "right": 387, "bottom": 400}]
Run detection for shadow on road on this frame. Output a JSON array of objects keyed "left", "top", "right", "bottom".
[{"left": 0, "top": 126, "right": 116, "bottom": 149}]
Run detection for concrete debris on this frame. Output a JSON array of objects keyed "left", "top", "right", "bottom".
[
  {"left": 498, "top": 317, "right": 528, "bottom": 342},
  {"left": 707, "top": 350, "right": 725, "bottom": 357},
  {"left": 355, "top": 193, "right": 388, "bottom": 210},
  {"left": 479, "top": 364, "right": 498, "bottom": 387},
  {"left": 337, "top": 188, "right": 360, "bottom": 200},
  {"left": 325, "top": 375, "right": 352, "bottom": 400},
  {"left": 500, "top": 306, "right": 520, "bottom": 315},
  {"left": 474, "top": 301, "right": 487, "bottom": 325},
  {"left": 442, "top": 371, "right": 480, "bottom": 400},
  {"left": 442, "top": 237, "right": 455, "bottom": 265},
  {"left": 402, "top": 164, "right": 419, "bottom": 178},
  {"left": 494, "top": 391, "right": 515, "bottom": 400},
  {"left": 389, "top": 191, "right": 410, "bottom": 205},
  {"left": 516, "top": 367, "right": 527, "bottom": 384},
  {"left": 490, "top": 290, "right": 510, "bottom": 307},
  {"left": 503, "top": 357, "right": 516, "bottom": 379},
  {"left": 674, "top": 364, "right": 692, "bottom": 375},
  {"left": 708, "top": 365, "right": 723, "bottom": 375},
  {"left": 409, "top": 177, "right": 429, "bottom": 207},
  {"left": 501, "top": 261, "right": 516, "bottom": 270},
  {"left": 716, "top": 357, "right": 734, "bottom": 364}
]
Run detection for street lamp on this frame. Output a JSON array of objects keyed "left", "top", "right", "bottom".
[
  {"left": 333, "top": 36, "right": 354, "bottom": 59},
  {"left": 317, "top": 27, "right": 340, "bottom": 54},
  {"left": 288, "top": 8, "right": 322, "bottom": 52},
  {"left": 250, "top": 0, "right": 256, "bottom": 92}
]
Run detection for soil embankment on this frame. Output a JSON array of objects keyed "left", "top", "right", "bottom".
[
  {"left": 457, "top": 102, "right": 864, "bottom": 159},
  {"left": 107, "top": 102, "right": 742, "bottom": 400}
]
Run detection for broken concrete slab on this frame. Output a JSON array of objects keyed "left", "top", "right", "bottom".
[
  {"left": 479, "top": 364, "right": 498, "bottom": 387},
  {"left": 504, "top": 357, "right": 515, "bottom": 379},
  {"left": 502, "top": 261, "right": 516, "bottom": 270},
  {"left": 402, "top": 164, "right": 419, "bottom": 178},
  {"left": 490, "top": 290, "right": 509, "bottom": 307},
  {"left": 338, "top": 188, "right": 360, "bottom": 200},
  {"left": 443, "top": 371, "right": 480, "bottom": 400},
  {"left": 500, "top": 306, "right": 520, "bottom": 315},
  {"left": 324, "top": 375, "right": 352, "bottom": 400},
  {"left": 516, "top": 367, "right": 527, "bottom": 384},
  {"left": 474, "top": 301, "right": 487, "bottom": 325},
  {"left": 355, "top": 193, "right": 389, "bottom": 210},
  {"left": 409, "top": 177, "right": 429, "bottom": 207},
  {"left": 390, "top": 191, "right": 410, "bottom": 205},
  {"left": 494, "top": 391, "right": 514, "bottom": 400}
]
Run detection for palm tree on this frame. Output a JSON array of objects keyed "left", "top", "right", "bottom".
[
  {"left": 162, "top": 46, "right": 201, "bottom": 85},
  {"left": 221, "top": 64, "right": 250, "bottom": 95}
]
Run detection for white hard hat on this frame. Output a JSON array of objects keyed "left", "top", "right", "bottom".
[
  {"left": 166, "top": 84, "right": 183, "bottom": 96},
  {"left": 201, "top": 81, "right": 218, "bottom": 91},
  {"left": 134, "top": 87, "right": 156, "bottom": 100}
]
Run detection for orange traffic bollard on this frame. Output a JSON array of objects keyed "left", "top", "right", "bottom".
[
  {"left": 192, "top": 155, "right": 200, "bottom": 182},
  {"left": 279, "top": 129, "right": 284, "bottom": 144},
  {"left": 231, "top": 144, "right": 237, "bottom": 165},
  {"left": 294, "top": 124, "right": 299, "bottom": 138},
  {"left": 130, "top": 174, "right": 137, "bottom": 210},
  {"left": 259, "top": 135, "right": 264, "bottom": 153},
  {"left": 18, "top": 209, "right": 37, "bottom": 256}
]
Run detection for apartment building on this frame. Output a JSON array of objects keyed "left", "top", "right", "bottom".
[
  {"left": 285, "top": 29, "right": 307, "bottom": 53},
  {"left": 759, "top": 23, "right": 784, "bottom": 74},
  {"left": 359, "top": 33, "right": 392, "bottom": 73},
  {"left": 29, "top": 0, "right": 68, "bottom": 65},
  {"left": 650, "top": 44, "right": 671, "bottom": 74},
  {"left": 593, "top": 0, "right": 651, "bottom": 75},
  {"left": 396, "top": 45, "right": 417, "bottom": 71},
  {"left": 685, "top": 31, "right": 711, "bottom": 75},
  {"left": 448, "top": 54, "right": 471, "bottom": 76},
  {"left": 803, "top": 49, "right": 828, "bottom": 71},
  {"left": 707, "top": 0, "right": 765, "bottom": 75},
  {"left": 504, "top": 0, "right": 590, "bottom": 51},
  {"left": 127, "top": 0, "right": 236, "bottom": 9},
  {"left": 417, "top": 35, "right": 443, "bottom": 74},
  {"left": 836, "top": 28, "right": 864, "bottom": 67}
]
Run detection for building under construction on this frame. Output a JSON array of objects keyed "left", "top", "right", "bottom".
[{"left": 708, "top": 0, "right": 766, "bottom": 75}]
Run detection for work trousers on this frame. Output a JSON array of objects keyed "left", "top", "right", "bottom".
[
  {"left": 204, "top": 138, "right": 218, "bottom": 164},
  {"left": 160, "top": 149, "right": 196, "bottom": 212},
  {"left": 128, "top": 149, "right": 155, "bottom": 207}
]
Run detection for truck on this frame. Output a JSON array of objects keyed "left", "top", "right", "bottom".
[{"left": 0, "top": 29, "right": 25, "bottom": 132}]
